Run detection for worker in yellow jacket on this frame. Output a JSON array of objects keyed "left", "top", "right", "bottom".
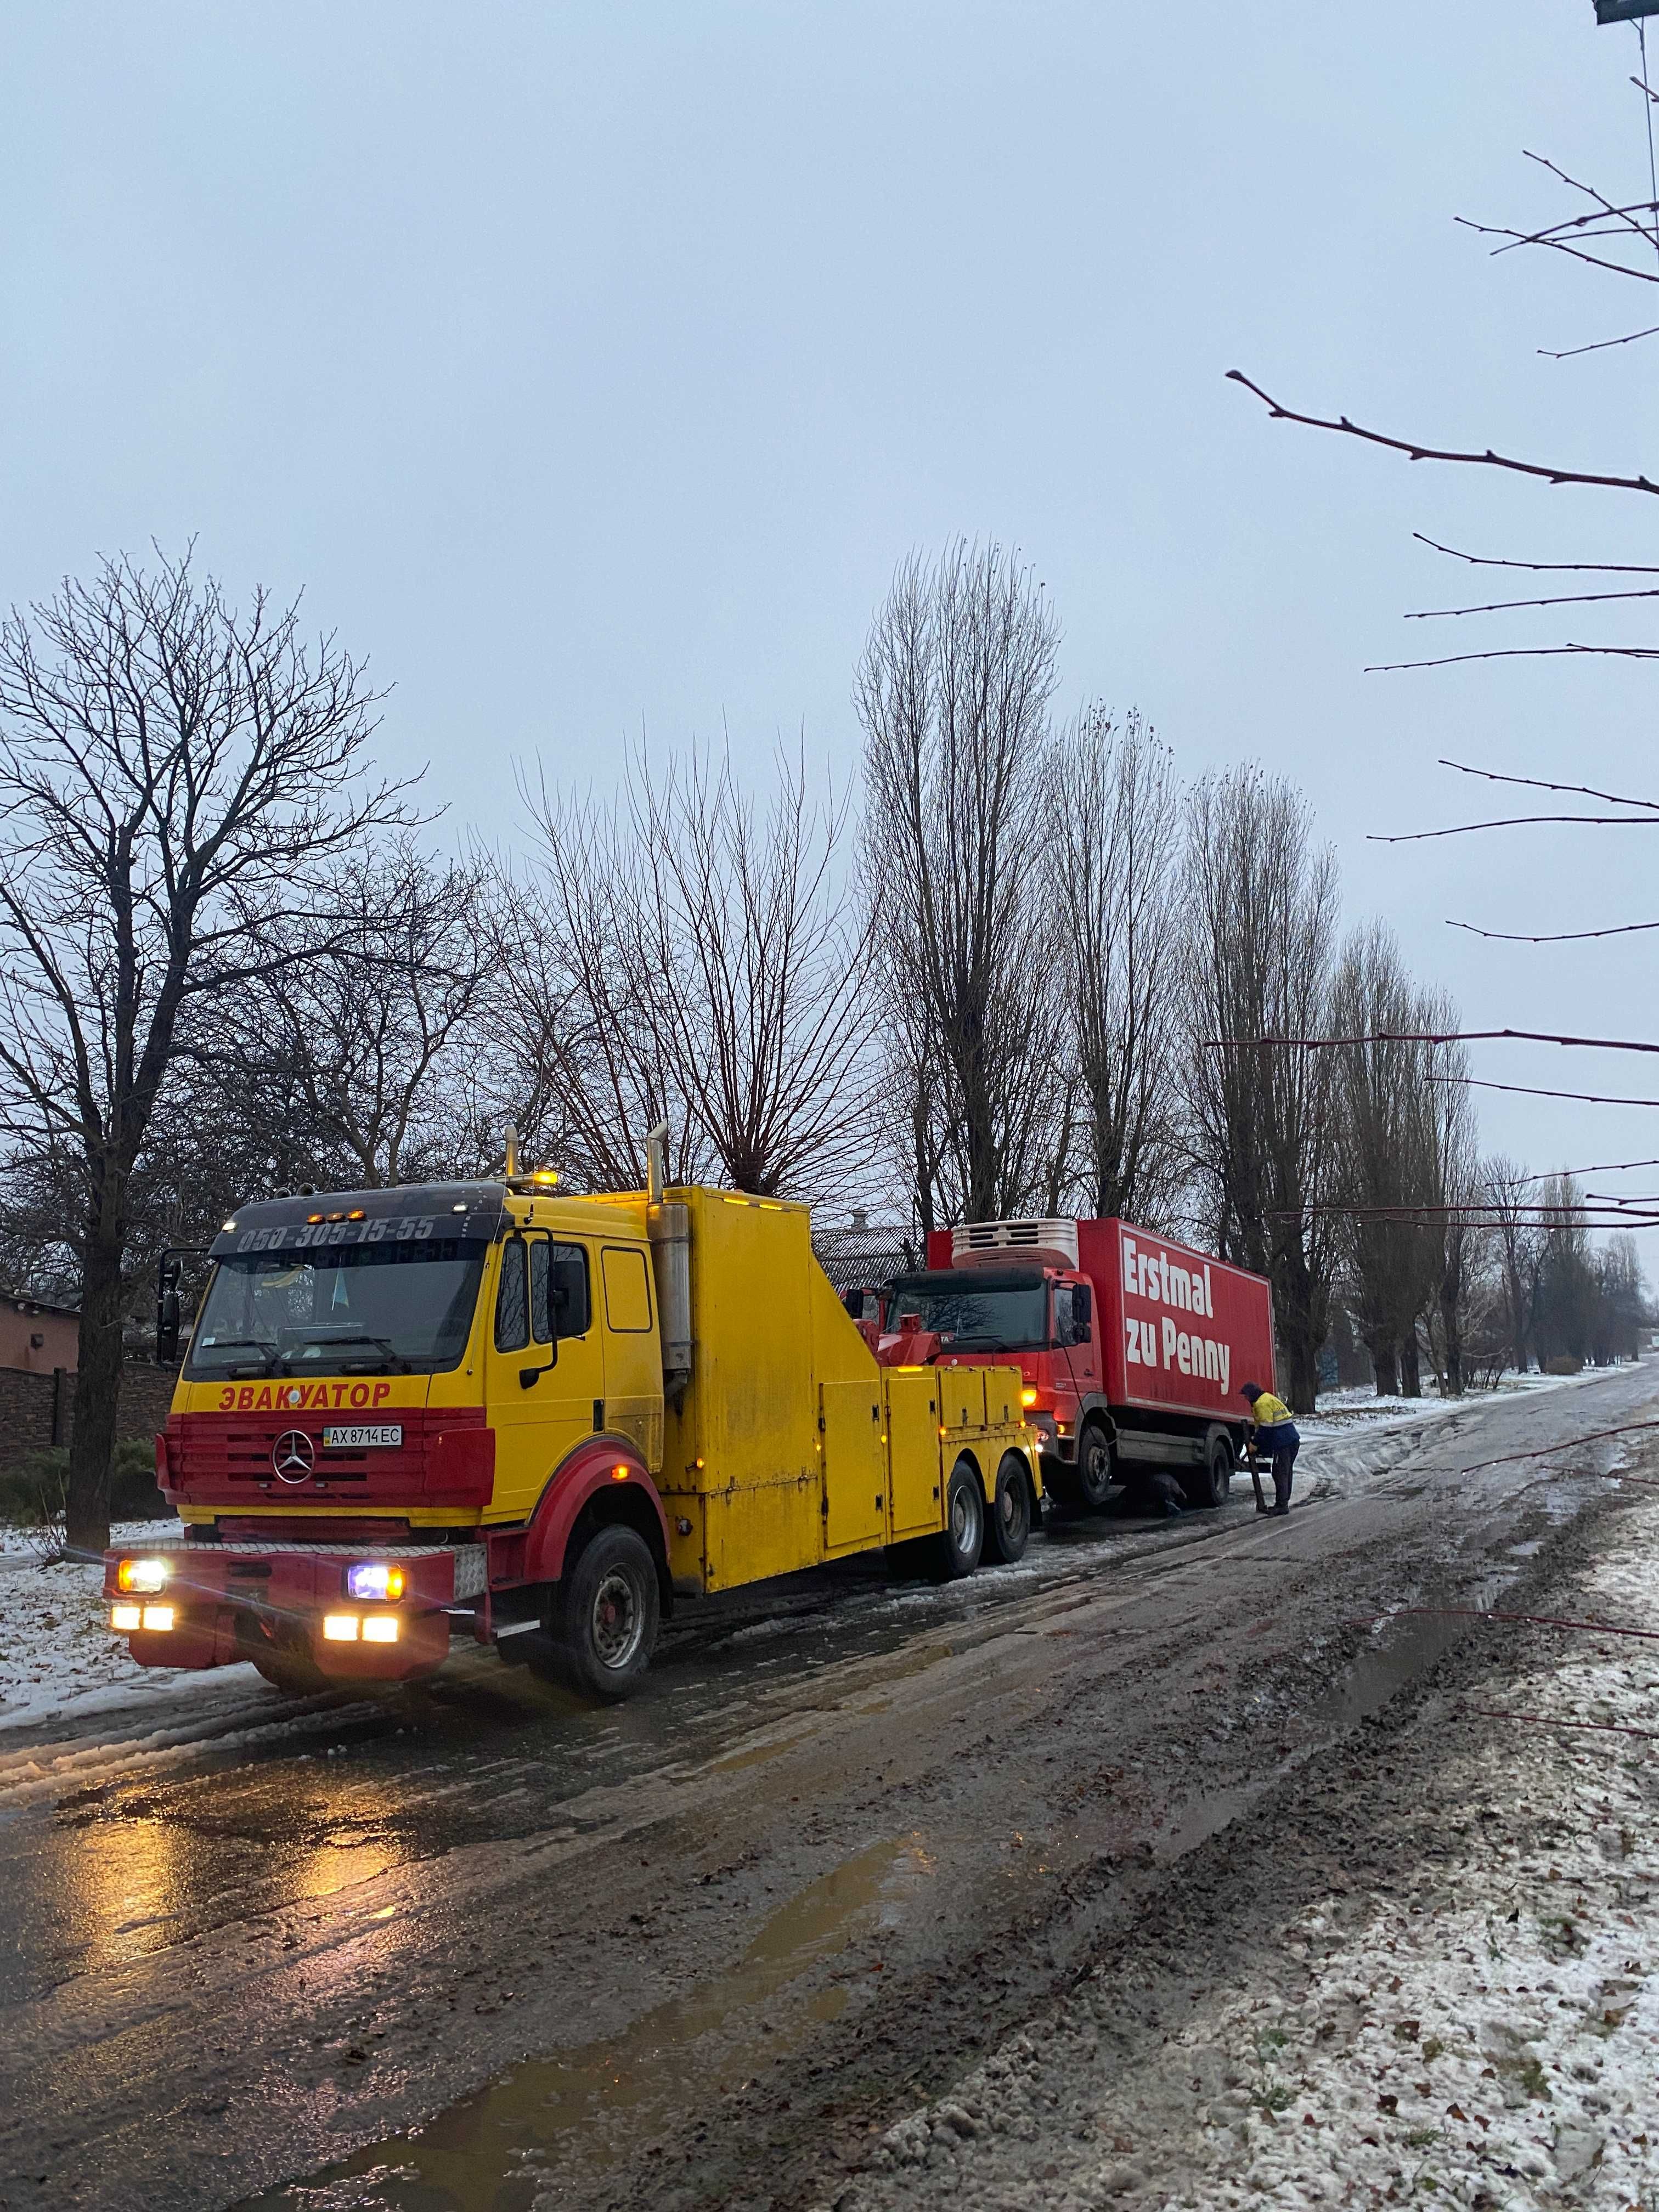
[{"left": 1239, "top": 1383, "right": 1299, "bottom": 1517}]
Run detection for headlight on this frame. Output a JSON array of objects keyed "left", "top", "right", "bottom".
[
  {"left": 140, "top": 1605, "right": 175, "bottom": 1632},
  {"left": 362, "top": 1616, "right": 399, "bottom": 1644},
  {"left": 323, "top": 1614, "right": 360, "bottom": 1641},
  {"left": 110, "top": 1604, "right": 143, "bottom": 1633},
  {"left": 116, "top": 1558, "right": 170, "bottom": 1594},
  {"left": 346, "top": 1562, "right": 406, "bottom": 1602}
]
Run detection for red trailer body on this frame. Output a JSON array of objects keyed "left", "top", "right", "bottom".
[{"left": 910, "top": 1217, "right": 1276, "bottom": 1509}]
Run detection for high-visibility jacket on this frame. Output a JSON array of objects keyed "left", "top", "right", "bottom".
[{"left": 1249, "top": 1390, "right": 1294, "bottom": 1429}]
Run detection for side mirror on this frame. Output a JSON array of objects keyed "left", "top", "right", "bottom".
[
  {"left": 1073, "top": 1283, "right": 1092, "bottom": 1333},
  {"left": 519, "top": 1338, "right": 559, "bottom": 1388},
  {"left": 156, "top": 1257, "right": 182, "bottom": 1366}
]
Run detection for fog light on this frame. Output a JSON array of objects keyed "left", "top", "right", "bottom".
[
  {"left": 323, "top": 1614, "right": 359, "bottom": 1642},
  {"left": 346, "top": 1562, "right": 406, "bottom": 1602},
  {"left": 117, "top": 1557, "right": 170, "bottom": 1593},
  {"left": 140, "top": 1604, "right": 175, "bottom": 1632},
  {"left": 111, "top": 1603, "right": 143, "bottom": 1632},
  {"left": 362, "top": 1615, "right": 399, "bottom": 1644}
]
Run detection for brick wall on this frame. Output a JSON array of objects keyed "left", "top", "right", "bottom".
[{"left": 0, "top": 1363, "right": 180, "bottom": 1474}]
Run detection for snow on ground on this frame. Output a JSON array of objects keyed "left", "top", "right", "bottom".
[
  {"left": 1296, "top": 1367, "right": 1588, "bottom": 1445},
  {"left": 848, "top": 1490, "right": 1659, "bottom": 2212},
  {"left": 0, "top": 1519, "right": 262, "bottom": 1730},
  {"left": 1137, "top": 1510, "right": 1659, "bottom": 2209}
]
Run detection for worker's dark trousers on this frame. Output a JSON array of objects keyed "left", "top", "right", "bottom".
[{"left": 1259, "top": 1424, "right": 1300, "bottom": 1511}]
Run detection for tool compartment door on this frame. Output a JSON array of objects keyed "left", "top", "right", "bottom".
[
  {"left": 884, "top": 1372, "right": 943, "bottom": 1538},
  {"left": 980, "top": 1365, "right": 1021, "bottom": 1430},
  {"left": 939, "top": 1365, "right": 986, "bottom": 1435},
  {"left": 821, "top": 1380, "right": 886, "bottom": 1554}
]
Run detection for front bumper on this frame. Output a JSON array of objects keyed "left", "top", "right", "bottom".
[
  {"left": 104, "top": 1539, "right": 487, "bottom": 1679},
  {"left": 1026, "top": 1410, "right": 1076, "bottom": 1463}
]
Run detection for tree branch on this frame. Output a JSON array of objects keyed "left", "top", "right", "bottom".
[{"left": 1227, "top": 369, "right": 1659, "bottom": 497}]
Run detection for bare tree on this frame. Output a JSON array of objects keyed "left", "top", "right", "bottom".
[
  {"left": 488, "top": 788, "right": 708, "bottom": 1194},
  {"left": 1328, "top": 926, "right": 1443, "bottom": 1395},
  {"left": 507, "top": 742, "right": 877, "bottom": 1201},
  {"left": 1533, "top": 1172, "right": 1597, "bottom": 1367},
  {"left": 1589, "top": 1229, "right": 1647, "bottom": 1363},
  {"left": 1482, "top": 1152, "right": 1544, "bottom": 1374},
  {"left": 0, "top": 548, "right": 408, "bottom": 1549},
  {"left": 1424, "top": 1008, "right": 1479, "bottom": 1395},
  {"left": 242, "top": 836, "right": 491, "bottom": 1188},
  {"left": 856, "top": 540, "right": 1064, "bottom": 1229},
  {"left": 1184, "top": 768, "right": 1340, "bottom": 1412},
  {"left": 1228, "top": 97, "right": 1659, "bottom": 996},
  {"left": 1047, "top": 708, "right": 1187, "bottom": 1227}
]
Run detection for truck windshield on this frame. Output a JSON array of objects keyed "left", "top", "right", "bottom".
[
  {"left": 884, "top": 1278, "right": 1049, "bottom": 1351},
  {"left": 185, "top": 1239, "right": 485, "bottom": 1376}
]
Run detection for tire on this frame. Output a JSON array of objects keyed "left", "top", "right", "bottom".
[
  {"left": 1075, "top": 1420, "right": 1115, "bottom": 1513},
  {"left": 984, "top": 1452, "right": 1033, "bottom": 1564},
  {"left": 927, "top": 1457, "right": 986, "bottom": 1581},
  {"left": 1187, "top": 1431, "right": 1235, "bottom": 1510},
  {"left": 240, "top": 1627, "right": 327, "bottom": 1696},
  {"left": 252, "top": 1654, "right": 328, "bottom": 1695},
  {"left": 550, "top": 1524, "right": 661, "bottom": 1702}
]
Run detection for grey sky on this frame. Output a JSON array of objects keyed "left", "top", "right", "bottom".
[{"left": 4, "top": 2, "right": 1657, "bottom": 1241}]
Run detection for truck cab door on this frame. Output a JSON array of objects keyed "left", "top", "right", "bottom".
[
  {"left": 486, "top": 1235, "right": 605, "bottom": 1521},
  {"left": 1062, "top": 1277, "right": 1099, "bottom": 1387}
]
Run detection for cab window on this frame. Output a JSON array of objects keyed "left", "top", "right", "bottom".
[
  {"left": 548, "top": 1244, "right": 591, "bottom": 1338},
  {"left": 495, "top": 1240, "right": 530, "bottom": 1352},
  {"left": 601, "top": 1245, "right": 652, "bottom": 1331}
]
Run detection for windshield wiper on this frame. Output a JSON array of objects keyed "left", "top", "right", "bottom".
[
  {"left": 194, "top": 1336, "right": 281, "bottom": 1376},
  {"left": 279, "top": 1330, "right": 409, "bottom": 1374}
]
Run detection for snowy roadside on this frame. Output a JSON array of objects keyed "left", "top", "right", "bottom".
[
  {"left": 836, "top": 1491, "right": 1659, "bottom": 2212},
  {"left": 1296, "top": 1367, "right": 1592, "bottom": 1446},
  {"left": 0, "top": 1519, "right": 263, "bottom": 1731}
]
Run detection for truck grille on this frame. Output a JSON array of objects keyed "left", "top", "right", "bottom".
[{"left": 163, "top": 1407, "right": 492, "bottom": 1510}]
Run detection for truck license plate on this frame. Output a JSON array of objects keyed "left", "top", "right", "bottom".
[{"left": 321, "top": 1424, "right": 403, "bottom": 1449}]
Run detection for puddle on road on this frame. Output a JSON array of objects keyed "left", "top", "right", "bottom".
[{"left": 245, "top": 1834, "right": 929, "bottom": 2212}]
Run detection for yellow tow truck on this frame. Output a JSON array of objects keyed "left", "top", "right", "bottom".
[{"left": 106, "top": 1134, "right": 1041, "bottom": 1700}]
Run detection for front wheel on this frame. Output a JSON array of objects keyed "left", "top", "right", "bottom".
[
  {"left": 238, "top": 1616, "right": 326, "bottom": 1695},
  {"left": 1076, "top": 1420, "right": 1115, "bottom": 1513},
  {"left": 250, "top": 1651, "right": 328, "bottom": 1695},
  {"left": 927, "top": 1457, "right": 986, "bottom": 1581},
  {"left": 551, "top": 1525, "right": 661, "bottom": 1702},
  {"left": 984, "top": 1453, "right": 1033, "bottom": 1564}
]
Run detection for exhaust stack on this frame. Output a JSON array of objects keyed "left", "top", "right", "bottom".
[{"left": 644, "top": 1121, "right": 692, "bottom": 1404}]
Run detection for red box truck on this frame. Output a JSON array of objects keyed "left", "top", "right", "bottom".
[{"left": 874, "top": 1217, "right": 1277, "bottom": 1513}]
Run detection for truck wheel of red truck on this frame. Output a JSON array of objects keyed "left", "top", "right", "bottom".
[
  {"left": 1192, "top": 1430, "right": 1235, "bottom": 1510},
  {"left": 549, "top": 1524, "right": 661, "bottom": 1701},
  {"left": 1076, "top": 1420, "right": 1115, "bottom": 1513},
  {"left": 928, "top": 1457, "right": 986, "bottom": 1581},
  {"left": 984, "top": 1452, "right": 1033, "bottom": 1564}
]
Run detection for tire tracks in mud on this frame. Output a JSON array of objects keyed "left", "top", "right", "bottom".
[{"left": 3, "top": 1369, "right": 1653, "bottom": 2212}]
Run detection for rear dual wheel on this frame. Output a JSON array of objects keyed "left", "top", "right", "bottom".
[
  {"left": 983, "top": 1452, "right": 1034, "bottom": 1565},
  {"left": 1184, "top": 1431, "right": 1235, "bottom": 1510},
  {"left": 927, "top": 1457, "right": 986, "bottom": 1581}
]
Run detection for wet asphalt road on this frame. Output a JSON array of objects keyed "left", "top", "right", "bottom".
[{"left": 0, "top": 1365, "right": 1652, "bottom": 2212}]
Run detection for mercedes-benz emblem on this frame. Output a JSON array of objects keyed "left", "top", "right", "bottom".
[{"left": 272, "top": 1430, "right": 315, "bottom": 1483}]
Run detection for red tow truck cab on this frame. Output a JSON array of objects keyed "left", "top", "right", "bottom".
[{"left": 877, "top": 1217, "right": 1277, "bottom": 1510}]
